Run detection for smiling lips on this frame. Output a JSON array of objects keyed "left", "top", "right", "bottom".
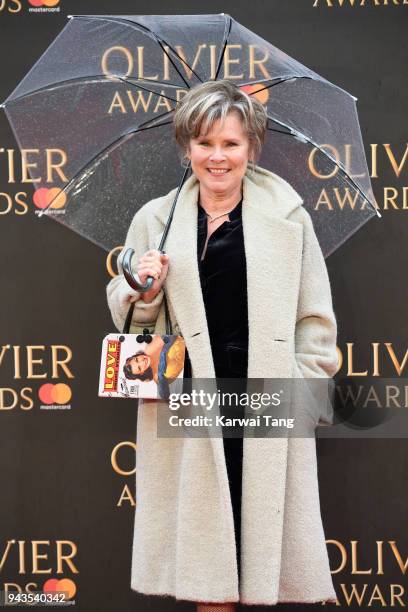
[{"left": 207, "top": 168, "right": 230, "bottom": 174}]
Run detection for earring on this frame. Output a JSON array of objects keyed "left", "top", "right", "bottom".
[{"left": 181, "top": 156, "right": 190, "bottom": 169}]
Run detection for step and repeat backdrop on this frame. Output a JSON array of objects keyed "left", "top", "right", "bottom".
[{"left": 0, "top": 1, "right": 407, "bottom": 610}]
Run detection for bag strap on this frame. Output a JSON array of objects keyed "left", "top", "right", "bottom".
[{"left": 122, "top": 288, "right": 173, "bottom": 335}]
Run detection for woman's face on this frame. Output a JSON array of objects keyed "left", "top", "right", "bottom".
[
  {"left": 129, "top": 354, "right": 151, "bottom": 375},
  {"left": 187, "top": 111, "right": 252, "bottom": 197}
]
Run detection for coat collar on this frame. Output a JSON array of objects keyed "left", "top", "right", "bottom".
[{"left": 152, "top": 164, "right": 304, "bottom": 227}]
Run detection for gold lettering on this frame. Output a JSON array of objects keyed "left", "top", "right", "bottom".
[
  {"left": 0, "top": 193, "right": 13, "bottom": 215},
  {"left": 108, "top": 91, "right": 127, "bottom": 114},
  {"left": 309, "top": 145, "right": 338, "bottom": 178},
  {"left": 127, "top": 89, "right": 154, "bottom": 113},
  {"left": 344, "top": 144, "right": 366, "bottom": 179},
  {"left": 0, "top": 389, "right": 18, "bottom": 410},
  {"left": 51, "top": 345, "right": 74, "bottom": 379},
  {"left": 209, "top": 45, "right": 217, "bottom": 79},
  {"left": 371, "top": 143, "right": 378, "bottom": 178},
  {"left": 111, "top": 441, "right": 136, "bottom": 476},
  {"left": 326, "top": 539, "right": 347, "bottom": 573},
  {"left": 32, "top": 541, "right": 52, "bottom": 574},
  {"left": 367, "top": 584, "right": 387, "bottom": 606},
  {"left": 174, "top": 44, "right": 207, "bottom": 79},
  {"left": 13, "top": 345, "right": 20, "bottom": 378},
  {"left": 333, "top": 187, "right": 360, "bottom": 210},
  {"left": 362, "top": 385, "right": 381, "bottom": 407},
  {"left": 26, "top": 346, "right": 46, "bottom": 379},
  {"left": 389, "top": 540, "right": 408, "bottom": 574},
  {"left": 20, "top": 388, "right": 34, "bottom": 411},
  {"left": 314, "top": 190, "right": 334, "bottom": 210},
  {"left": 56, "top": 541, "right": 78, "bottom": 574},
  {"left": 0, "top": 540, "right": 15, "bottom": 572},
  {"left": 154, "top": 91, "right": 172, "bottom": 112},
  {"left": 8, "top": 149, "right": 15, "bottom": 182},
  {"left": 18, "top": 541, "right": 25, "bottom": 573},
  {"left": 351, "top": 540, "right": 372, "bottom": 574},
  {"left": 107, "top": 246, "right": 123, "bottom": 278},
  {"left": 249, "top": 45, "right": 270, "bottom": 79},
  {"left": 15, "top": 193, "right": 29, "bottom": 215},
  {"left": 9, "top": 0, "right": 22, "bottom": 12},
  {"left": 137, "top": 46, "right": 158, "bottom": 80},
  {"left": 162, "top": 46, "right": 170, "bottom": 81},
  {"left": 341, "top": 583, "right": 368, "bottom": 606},
  {"left": 385, "top": 343, "right": 408, "bottom": 376},
  {"left": 383, "top": 143, "right": 408, "bottom": 178},
  {"left": 21, "top": 150, "right": 41, "bottom": 184},
  {"left": 347, "top": 343, "right": 368, "bottom": 376},
  {"left": 101, "top": 46, "right": 133, "bottom": 78},
  {"left": 117, "top": 484, "right": 136, "bottom": 506},
  {"left": 45, "top": 149, "right": 68, "bottom": 183},
  {"left": 223, "top": 45, "right": 243, "bottom": 79},
  {"left": 372, "top": 342, "right": 380, "bottom": 376},
  {"left": 383, "top": 187, "right": 399, "bottom": 210}
]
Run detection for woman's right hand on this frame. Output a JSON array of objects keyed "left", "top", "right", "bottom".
[{"left": 137, "top": 249, "right": 170, "bottom": 303}]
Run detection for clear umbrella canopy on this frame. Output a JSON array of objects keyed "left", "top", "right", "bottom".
[{"left": 1, "top": 13, "right": 379, "bottom": 256}]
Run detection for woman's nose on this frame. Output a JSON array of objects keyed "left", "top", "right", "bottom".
[{"left": 209, "top": 148, "right": 226, "bottom": 162}]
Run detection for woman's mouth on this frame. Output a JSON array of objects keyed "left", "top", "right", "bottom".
[{"left": 207, "top": 168, "right": 230, "bottom": 175}]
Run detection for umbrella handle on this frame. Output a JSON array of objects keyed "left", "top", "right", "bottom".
[{"left": 121, "top": 247, "right": 154, "bottom": 293}]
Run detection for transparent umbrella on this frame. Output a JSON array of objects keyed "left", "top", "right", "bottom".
[{"left": 1, "top": 13, "right": 379, "bottom": 291}]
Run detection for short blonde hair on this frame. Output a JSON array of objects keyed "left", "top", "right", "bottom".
[{"left": 173, "top": 80, "right": 268, "bottom": 169}]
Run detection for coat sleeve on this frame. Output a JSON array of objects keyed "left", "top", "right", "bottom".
[
  {"left": 106, "top": 204, "right": 164, "bottom": 334},
  {"left": 288, "top": 206, "right": 339, "bottom": 426}
]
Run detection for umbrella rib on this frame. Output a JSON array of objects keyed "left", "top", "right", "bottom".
[
  {"left": 242, "top": 74, "right": 356, "bottom": 101},
  {"left": 244, "top": 75, "right": 377, "bottom": 214},
  {"left": 68, "top": 14, "right": 203, "bottom": 88},
  {"left": 214, "top": 14, "right": 233, "bottom": 81},
  {"left": 266, "top": 120, "right": 380, "bottom": 217},
  {"left": 1, "top": 74, "right": 181, "bottom": 107},
  {"left": 37, "top": 110, "right": 175, "bottom": 217}
]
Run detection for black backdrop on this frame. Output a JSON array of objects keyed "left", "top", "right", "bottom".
[{"left": 0, "top": 1, "right": 407, "bottom": 610}]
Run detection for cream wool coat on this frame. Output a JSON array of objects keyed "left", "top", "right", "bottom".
[{"left": 106, "top": 165, "right": 339, "bottom": 606}]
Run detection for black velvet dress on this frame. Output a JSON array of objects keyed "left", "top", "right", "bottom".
[{"left": 184, "top": 196, "right": 248, "bottom": 580}]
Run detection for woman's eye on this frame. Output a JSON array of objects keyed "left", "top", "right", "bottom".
[{"left": 227, "top": 142, "right": 238, "bottom": 147}]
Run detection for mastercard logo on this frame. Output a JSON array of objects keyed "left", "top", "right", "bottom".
[
  {"left": 28, "top": 0, "right": 60, "bottom": 6},
  {"left": 33, "top": 187, "right": 66, "bottom": 210},
  {"left": 240, "top": 84, "right": 269, "bottom": 105},
  {"left": 43, "top": 578, "right": 76, "bottom": 600},
  {"left": 38, "top": 383, "right": 72, "bottom": 405}
]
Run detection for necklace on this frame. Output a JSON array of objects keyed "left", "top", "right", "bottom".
[{"left": 201, "top": 200, "right": 241, "bottom": 223}]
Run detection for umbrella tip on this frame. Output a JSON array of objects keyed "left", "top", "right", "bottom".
[
  {"left": 67, "top": 14, "right": 73, "bottom": 18},
  {"left": 0, "top": 103, "right": 5, "bottom": 109}
]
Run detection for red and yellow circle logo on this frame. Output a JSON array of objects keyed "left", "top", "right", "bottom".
[
  {"left": 240, "top": 84, "right": 269, "bottom": 105},
  {"left": 28, "top": 0, "right": 60, "bottom": 6},
  {"left": 38, "top": 383, "right": 72, "bottom": 405},
  {"left": 43, "top": 578, "right": 76, "bottom": 600},
  {"left": 33, "top": 188, "right": 66, "bottom": 210}
]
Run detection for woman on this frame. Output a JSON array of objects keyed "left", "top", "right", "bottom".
[{"left": 106, "top": 80, "right": 339, "bottom": 609}]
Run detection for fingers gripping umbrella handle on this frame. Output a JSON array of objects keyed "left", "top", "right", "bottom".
[{"left": 121, "top": 247, "right": 154, "bottom": 293}]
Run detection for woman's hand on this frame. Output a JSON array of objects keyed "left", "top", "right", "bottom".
[{"left": 137, "top": 249, "right": 170, "bottom": 303}]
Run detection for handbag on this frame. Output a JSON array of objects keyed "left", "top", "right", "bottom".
[{"left": 99, "top": 286, "right": 186, "bottom": 400}]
